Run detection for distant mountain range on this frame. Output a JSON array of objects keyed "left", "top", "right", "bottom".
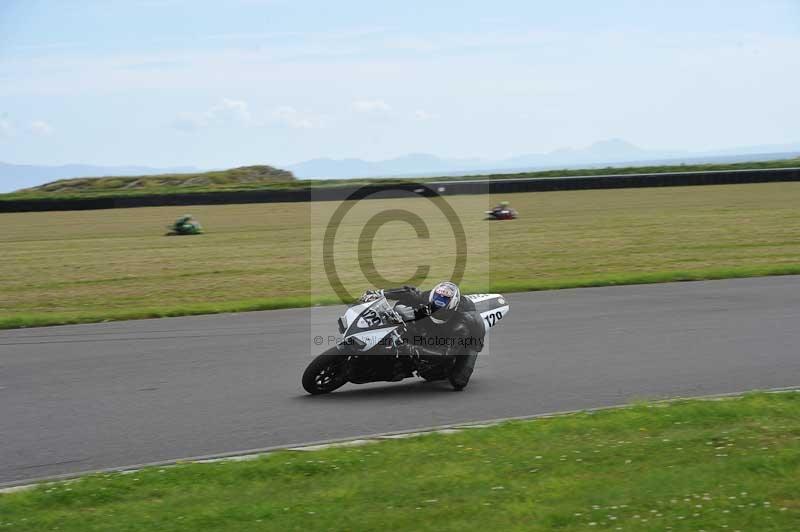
[
  {"left": 3, "top": 139, "right": 800, "bottom": 193},
  {"left": 286, "top": 139, "right": 800, "bottom": 179}
]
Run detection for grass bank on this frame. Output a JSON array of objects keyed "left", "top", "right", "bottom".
[
  {"left": 2, "top": 264, "right": 800, "bottom": 330},
  {"left": 2, "top": 392, "right": 798, "bottom": 531},
  {"left": 2, "top": 182, "right": 800, "bottom": 329}
]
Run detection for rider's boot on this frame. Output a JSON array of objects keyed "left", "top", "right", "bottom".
[{"left": 448, "top": 353, "right": 478, "bottom": 391}]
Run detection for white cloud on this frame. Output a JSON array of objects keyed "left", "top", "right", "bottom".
[
  {"left": 172, "top": 97, "right": 253, "bottom": 131},
  {"left": 28, "top": 120, "right": 55, "bottom": 136},
  {"left": 0, "top": 117, "right": 55, "bottom": 137},
  {"left": 174, "top": 99, "right": 324, "bottom": 131},
  {"left": 212, "top": 98, "right": 252, "bottom": 124},
  {"left": 352, "top": 99, "right": 391, "bottom": 113},
  {"left": 271, "top": 106, "right": 318, "bottom": 129},
  {"left": 174, "top": 99, "right": 325, "bottom": 131}
]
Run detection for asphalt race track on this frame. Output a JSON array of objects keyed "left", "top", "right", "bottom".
[{"left": 2, "top": 276, "right": 799, "bottom": 485}]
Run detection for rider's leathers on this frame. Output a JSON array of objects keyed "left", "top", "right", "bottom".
[{"left": 384, "top": 286, "right": 484, "bottom": 388}]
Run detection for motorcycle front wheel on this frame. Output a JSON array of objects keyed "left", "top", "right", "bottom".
[{"left": 302, "top": 349, "right": 349, "bottom": 395}]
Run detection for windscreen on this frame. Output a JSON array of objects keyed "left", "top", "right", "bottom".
[{"left": 348, "top": 298, "right": 395, "bottom": 334}]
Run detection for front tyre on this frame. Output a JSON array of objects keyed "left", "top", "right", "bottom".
[{"left": 302, "top": 349, "right": 349, "bottom": 395}]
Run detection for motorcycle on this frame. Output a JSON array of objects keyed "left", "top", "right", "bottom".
[
  {"left": 485, "top": 206, "right": 518, "bottom": 220},
  {"left": 165, "top": 215, "right": 203, "bottom": 236},
  {"left": 302, "top": 290, "right": 510, "bottom": 394}
]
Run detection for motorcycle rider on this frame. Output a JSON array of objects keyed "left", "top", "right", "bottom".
[
  {"left": 384, "top": 281, "right": 483, "bottom": 390},
  {"left": 170, "top": 214, "right": 202, "bottom": 235},
  {"left": 492, "top": 200, "right": 511, "bottom": 214}
]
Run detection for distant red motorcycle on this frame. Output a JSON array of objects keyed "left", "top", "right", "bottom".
[{"left": 485, "top": 202, "right": 518, "bottom": 220}]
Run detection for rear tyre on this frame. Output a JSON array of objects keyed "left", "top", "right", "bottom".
[{"left": 302, "top": 349, "right": 349, "bottom": 395}]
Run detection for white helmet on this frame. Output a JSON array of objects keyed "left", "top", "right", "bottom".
[{"left": 428, "top": 281, "right": 460, "bottom": 323}]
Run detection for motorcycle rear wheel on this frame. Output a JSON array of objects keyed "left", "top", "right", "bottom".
[{"left": 302, "top": 349, "right": 349, "bottom": 395}]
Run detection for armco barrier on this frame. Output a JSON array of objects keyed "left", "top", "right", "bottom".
[{"left": 2, "top": 167, "right": 799, "bottom": 213}]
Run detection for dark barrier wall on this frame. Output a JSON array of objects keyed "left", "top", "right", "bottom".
[{"left": 2, "top": 167, "right": 799, "bottom": 213}]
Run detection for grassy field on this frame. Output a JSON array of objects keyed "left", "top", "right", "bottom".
[
  {"left": 2, "top": 182, "right": 800, "bottom": 328},
  {"left": 2, "top": 157, "right": 799, "bottom": 201},
  {"left": 1, "top": 392, "right": 798, "bottom": 531}
]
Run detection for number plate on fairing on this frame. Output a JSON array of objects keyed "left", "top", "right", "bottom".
[{"left": 465, "top": 293, "right": 510, "bottom": 333}]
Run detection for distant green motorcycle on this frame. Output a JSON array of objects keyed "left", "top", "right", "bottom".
[{"left": 166, "top": 214, "right": 203, "bottom": 235}]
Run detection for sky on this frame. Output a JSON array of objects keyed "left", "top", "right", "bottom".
[{"left": 1, "top": 0, "right": 799, "bottom": 168}]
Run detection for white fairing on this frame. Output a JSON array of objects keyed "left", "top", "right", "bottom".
[
  {"left": 464, "top": 293, "right": 510, "bottom": 334},
  {"left": 478, "top": 305, "right": 509, "bottom": 333},
  {"left": 338, "top": 298, "right": 401, "bottom": 352},
  {"left": 348, "top": 326, "right": 400, "bottom": 351},
  {"left": 463, "top": 293, "right": 497, "bottom": 303},
  {"left": 342, "top": 303, "right": 369, "bottom": 328}
]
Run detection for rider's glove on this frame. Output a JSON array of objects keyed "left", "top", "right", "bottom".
[
  {"left": 394, "top": 304, "right": 416, "bottom": 322},
  {"left": 414, "top": 304, "right": 432, "bottom": 319},
  {"left": 361, "top": 290, "right": 382, "bottom": 302}
]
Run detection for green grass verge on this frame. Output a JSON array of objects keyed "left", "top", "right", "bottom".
[
  {"left": 3, "top": 183, "right": 800, "bottom": 330},
  {"left": 3, "top": 263, "right": 800, "bottom": 330},
  {"left": 2, "top": 392, "right": 798, "bottom": 531}
]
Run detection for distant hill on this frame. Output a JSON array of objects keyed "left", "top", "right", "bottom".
[
  {"left": 22, "top": 165, "right": 295, "bottom": 194},
  {"left": 0, "top": 162, "right": 201, "bottom": 193}
]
